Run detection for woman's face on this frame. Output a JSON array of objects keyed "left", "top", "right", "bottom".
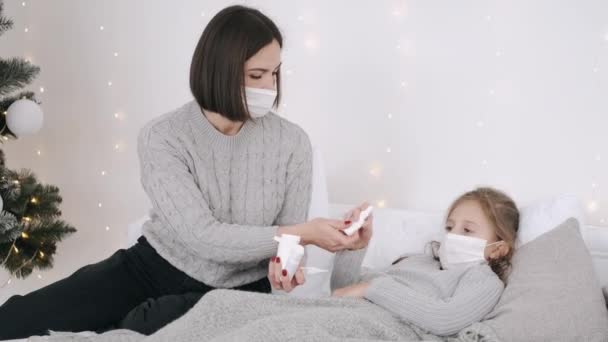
[{"left": 244, "top": 39, "right": 282, "bottom": 90}]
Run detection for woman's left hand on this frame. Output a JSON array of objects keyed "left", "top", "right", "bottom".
[{"left": 332, "top": 282, "right": 370, "bottom": 298}]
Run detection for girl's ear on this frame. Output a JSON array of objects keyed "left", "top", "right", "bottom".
[{"left": 489, "top": 242, "right": 510, "bottom": 260}]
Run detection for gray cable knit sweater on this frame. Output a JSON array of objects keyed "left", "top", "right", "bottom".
[{"left": 137, "top": 100, "right": 313, "bottom": 288}]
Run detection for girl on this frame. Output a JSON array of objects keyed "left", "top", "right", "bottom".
[
  {"left": 330, "top": 187, "right": 519, "bottom": 336},
  {"left": 0, "top": 6, "right": 366, "bottom": 339}
]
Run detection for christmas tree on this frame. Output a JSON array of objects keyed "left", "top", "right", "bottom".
[{"left": 0, "top": 0, "right": 76, "bottom": 285}]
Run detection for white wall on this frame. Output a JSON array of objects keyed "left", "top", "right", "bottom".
[{"left": 0, "top": 0, "right": 606, "bottom": 298}]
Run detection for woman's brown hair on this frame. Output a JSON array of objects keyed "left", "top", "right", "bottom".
[{"left": 190, "top": 5, "right": 282, "bottom": 122}]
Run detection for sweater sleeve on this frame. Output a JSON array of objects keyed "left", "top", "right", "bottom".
[
  {"left": 330, "top": 248, "right": 368, "bottom": 291},
  {"left": 273, "top": 128, "right": 313, "bottom": 226},
  {"left": 364, "top": 267, "right": 504, "bottom": 336},
  {"left": 138, "top": 124, "right": 281, "bottom": 264}
]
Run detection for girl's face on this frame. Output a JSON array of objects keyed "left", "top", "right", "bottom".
[
  {"left": 445, "top": 200, "right": 499, "bottom": 259},
  {"left": 244, "top": 39, "right": 282, "bottom": 90}
]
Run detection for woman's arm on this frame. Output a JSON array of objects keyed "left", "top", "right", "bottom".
[
  {"left": 137, "top": 122, "right": 311, "bottom": 264},
  {"left": 364, "top": 267, "right": 504, "bottom": 336}
]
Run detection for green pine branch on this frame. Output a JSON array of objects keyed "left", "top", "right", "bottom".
[
  {"left": 0, "top": 1, "right": 13, "bottom": 37},
  {"left": 0, "top": 58, "right": 40, "bottom": 96}
]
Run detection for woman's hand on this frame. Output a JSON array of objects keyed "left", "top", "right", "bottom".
[
  {"left": 267, "top": 256, "right": 305, "bottom": 293},
  {"left": 341, "top": 202, "right": 374, "bottom": 250},
  {"left": 332, "top": 282, "right": 370, "bottom": 298},
  {"left": 288, "top": 218, "right": 362, "bottom": 253}
]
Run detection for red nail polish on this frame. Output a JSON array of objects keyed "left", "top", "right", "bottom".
[
  {"left": 276, "top": 257, "right": 281, "bottom": 263},
  {"left": 282, "top": 269, "right": 287, "bottom": 276},
  {"left": 345, "top": 220, "right": 352, "bottom": 224},
  {"left": 271, "top": 256, "right": 276, "bottom": 262}
]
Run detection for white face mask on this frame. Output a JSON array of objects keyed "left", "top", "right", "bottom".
[
  {"left": 438, "top": 233, "right": 501, "bottom": 270},
  {"left": 245, "top": 86, "right": 277, "bottom": 118}
]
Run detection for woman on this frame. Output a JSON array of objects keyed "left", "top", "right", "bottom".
[{"left": 0, "top": 5, "right": 367, "bottom": 339}]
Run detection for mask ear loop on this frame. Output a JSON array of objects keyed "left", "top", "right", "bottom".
[{"left": 485, "top": 241, "right": 503, "bottom": 260}]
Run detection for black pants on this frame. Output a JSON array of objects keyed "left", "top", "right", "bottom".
[{"left": 0, "top": 236, "right": 271, "bottom": 339}]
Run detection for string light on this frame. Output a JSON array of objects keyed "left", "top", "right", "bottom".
[
  {"left": 40, "top": 87, "right": 45, "bottom": 93},
  {"left": 98, "top": 202, "right": 103, "bottom": 208},
  {"left": 24, "top": 27, "right": 29, "bottom": 33},
  {"left": 113, "top": 52, "right": 119, "bottom": 57},
  {"left": 37, "top": 274, "right": 42, "bottom": 279},
  {"left": 304, "top": 37, "right": 319, "bottom": 50},
  {"left": 114, "top": 143, "right": 120, "bottom": 151},
  {"left": 21, "top": 2, "right": 26, "bottom": 6},
  {"left": 36, "top": 150, "right": 41, "bottom": 156},
  {"left": 377, "top": 200, "right": 386, "bottom": 208},
  {"left": 31, "top": 197, "right": 38, "bottom": 204},
  {"left": 39, "top": 251, "right": 44, "bottom": 258},
  {"left": 105, "top": 226, "right": 110, "bottom": 231},
  {"left": 588, "top": 200, "right": 599, "bottom": 213},
  {"left": 107, "top": 81, "right": 113, "bottom": 87},
  {"left": 101, "top": 170, "right": 106, "bottom": 176},
  {"left": 99, "top": 25, "right": 104, "bottom": 31},
  {"left": 387, "top": 113, "right": 393, "bottom": 119},
  {"left": 21, "top": 232, "right": 29, "bottom": 239},
  {"left": 23, "top": 217, "right": 32, "bottom": 222},
  {"left": 386, "top": 147, "right": 392, "bottom": 153},
  {"left": 201, "top": 11, "right": 206, "bottom": 17},
  {"left": 401, "top": 81, "right": 407, "bottom": 87},
  {"left": 369, "top": 167, "right": 382, "bottom": 177},
  {"left": 13, "top": 180, "right": 19, "bottom": 185},
  {"left": 13, "top": 246, "right": 19, "bottom": 253}
]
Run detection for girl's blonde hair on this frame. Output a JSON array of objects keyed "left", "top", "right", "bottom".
[{"left": 430, "top": 187, "right": 520, "bottom": 281}]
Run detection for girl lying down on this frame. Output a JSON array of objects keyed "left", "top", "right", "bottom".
[{"left": 33, "top": 187, "right": 519, "bottom": 342}]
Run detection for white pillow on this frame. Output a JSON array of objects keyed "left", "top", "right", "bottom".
[
  {"left": 362, "top": 209, "right": 444, "bottom": 270},
  {"left": 339, "top": 193, "right": 585, "bottom": 274},
  {"left": 516, "top": 194, "right": 584, "bottom": 248}
]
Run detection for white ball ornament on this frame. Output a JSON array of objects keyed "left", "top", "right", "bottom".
[{"left": 6, "top": 99, "right": 44, "bottom": 137}]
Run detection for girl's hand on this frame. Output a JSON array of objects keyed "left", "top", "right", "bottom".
[
  {"left": 342, "top": 202, "right": 374, "bottom": 250},
  {"left": 267, "top": 256, "right": 305, "bottom": 293},
  {"left": 332, "top": 282, "right": 370, "bottom": 298}
]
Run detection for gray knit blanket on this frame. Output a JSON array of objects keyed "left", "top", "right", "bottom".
[{"left": 31, "top": 289, "right": 500, "bottom": 342}]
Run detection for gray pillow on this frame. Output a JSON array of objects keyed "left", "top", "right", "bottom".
[{"left": 478, "top": 218, "right": 608, "bottom": 341}]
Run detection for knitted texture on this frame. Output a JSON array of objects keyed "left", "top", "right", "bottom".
[{"left": 138, "top": 101, "right": 312, "bottom": 288}]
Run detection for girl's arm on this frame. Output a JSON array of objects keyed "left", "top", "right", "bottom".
[{"left": 364, "top": 267, "right": 504, "bottom": 336}]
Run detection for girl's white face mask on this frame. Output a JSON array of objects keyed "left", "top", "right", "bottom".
[
  {"left": 245, "top": 86, "right": 277, "bottom": 118},
  {"left": 438, "top": 233, "right": 500, "bottom": 270}
]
